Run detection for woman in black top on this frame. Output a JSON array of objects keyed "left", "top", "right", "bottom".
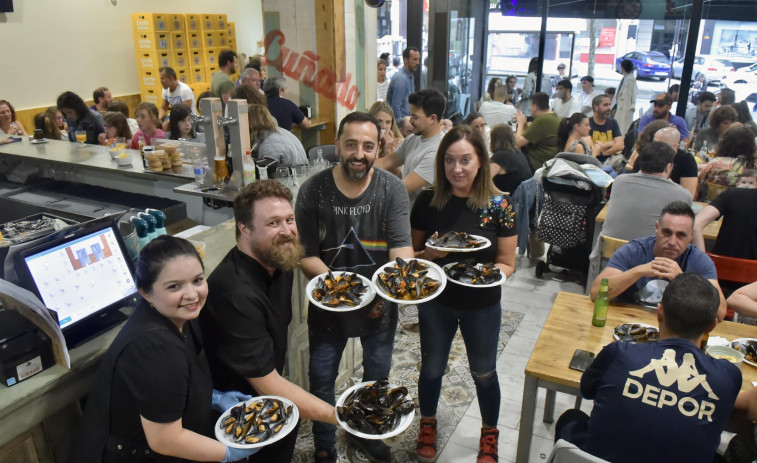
[
  {"left": 411, "top": 126, "right": 517, "bottom": 463},
  {"left": 72, "top": 236, "right": 256, "bottom": 462},
  {"left": 489, "top": 124, "right": 532, "bottom": 194}
]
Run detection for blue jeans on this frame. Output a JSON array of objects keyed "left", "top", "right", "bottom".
[
  {"left": 309, "top": 327, "right": 396, "bottom": 450},
  {"left": 418, "top": 300, "right": 501, "bottom": 426}
]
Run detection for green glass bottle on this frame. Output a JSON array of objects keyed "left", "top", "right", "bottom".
[{"left": 592, "top": 278, "right": 610, "bottom": 327}]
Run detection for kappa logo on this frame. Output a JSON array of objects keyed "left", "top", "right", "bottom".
[{"left": 621, "top": 349, "right": 719, "bottom": 422}]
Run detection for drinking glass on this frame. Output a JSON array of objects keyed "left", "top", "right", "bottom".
[
  {"left": 114, "top": 137, "right": 126, "bottom": 149},
  {"left": 276, "top": 167, "right": 295, "bottom": 189},
  {"left": 75, "top": 130, "right": 87, "bottom": 147}
]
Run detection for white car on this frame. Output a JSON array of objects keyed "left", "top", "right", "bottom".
[
  {"left": 670, "top": 56, "right": 733, "bottom": 83},
  {"left": 721, "top": 63, "right": 757, "bottom": 87}
]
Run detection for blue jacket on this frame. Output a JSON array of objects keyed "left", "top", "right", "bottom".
[{"left": 386, "top": 67, "right": 415, "bottom": 120}]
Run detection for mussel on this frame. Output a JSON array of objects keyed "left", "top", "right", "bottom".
[
  {"left": 337, "top": 379, "right": 415, "bottom": 435},
  {"left": 445, "top": 258, "right": 501, "bottom": 285},
  {"left": 428, "top": 231, "right": 486, "bottom": 249},
  {"left": 219, "top": 398, "right": 292, "bottom": 445},
  {"left": 614, "top": 323, "right": 659, "bottom": 343},
  {"left": 311, "top": 271, "right": 367, "bottom": 308},
  {"left": 731, "top": 340, "right": 757, "bottom": 363},
  {"left": 376, "top": 258, "right": 440, "bottom": 301}
]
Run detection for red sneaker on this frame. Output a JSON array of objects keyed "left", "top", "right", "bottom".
[
  {"left": 478, "top": 427, "right": 499, "bottom": 463},
  {"left": 416, "top": 418, "right": 437, "bottom": 462}
]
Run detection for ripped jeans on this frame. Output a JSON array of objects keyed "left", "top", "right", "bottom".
[{"left": 417, "top": 300, "right": 502, "bottom": 426}]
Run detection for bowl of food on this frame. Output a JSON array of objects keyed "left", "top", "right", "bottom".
[
  {"left": 109, "top": 147, "right": 124, "bottom": 159},
  {"left": 115, "top": 153, "right": 132, "bottom": 166},
  {"left": 707, "top": 345, "right": 743, "bottom": 365}
]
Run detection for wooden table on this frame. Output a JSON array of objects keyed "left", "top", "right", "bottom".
[
  {"left": 596, "top": 201, "right": 720, "bottom": 240},
  {"left": 516, "top": 291, "right": 757, "bottom": 463}
]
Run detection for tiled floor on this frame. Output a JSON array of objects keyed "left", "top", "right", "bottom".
[{"left": 434, "top": 254, "right": 595, "bottom": 463}]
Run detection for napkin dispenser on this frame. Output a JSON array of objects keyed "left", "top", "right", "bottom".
[{"left": 0, "top": 309, "right": 55, "bottom": 387}]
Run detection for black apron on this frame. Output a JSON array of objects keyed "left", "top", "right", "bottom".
[{"left": 71, "top": 303, "right": 213, "bottom": 463}]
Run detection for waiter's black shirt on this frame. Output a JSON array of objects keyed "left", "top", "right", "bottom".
[{"left": 201, "top": 247, "right": 293, "bottom": 395}]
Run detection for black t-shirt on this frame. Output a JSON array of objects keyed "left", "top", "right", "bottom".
[
  {"left": 266, "top": 95, "right": 304, "bottom": 131},
  {"left": 410, "top": 190, "right": 517, "bottom": 309},
  {"left": 632, "top": 149, "right": 698, "bottom": 185},
  {"left": 201, "top": 247, "right": 294, "bottom": 395},
  {"left": 295, "top": 168, "right": 412, "bottom": 337},
  {"left": 490, "top": 149, "right": 532, "bottom": 194},
  {"left": 74, "top": 303, "right": 213, "bottom": 462},
  {"left": 589, "top": 117, "right": 622, "bottom": 163},
  {"left": 710, "top": 187, "right": 757, "bottom": 260}
]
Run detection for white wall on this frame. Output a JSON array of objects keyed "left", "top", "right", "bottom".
[{"left": 0, "top": 0, "right": 263, "bottom": 110}]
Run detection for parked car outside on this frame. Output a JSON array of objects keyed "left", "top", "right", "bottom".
[
  {"left": 615, "top": 51, "right": 671, "bottom": 80},
  {"left": 720, "top": 63, "right": 757, "bottom": 87},
  {"left": 670, "top": 56, "right": 734, "bottom": 83}
]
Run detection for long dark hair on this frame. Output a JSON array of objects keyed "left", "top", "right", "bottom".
[
  {"left": 134, "top": 235, "right": 202, "bottom": 295},
  {"left": 486, "top": 77, "right": 501, "bottom": 100},
  {"left": 556, "top": 113, "right": 587, "bottom": 151},
  {"left": 168, "top": 105, "right": 195, "bottom": 140},
  {"left": 430, "top": 125, "right": 501, "bottom": 210},
  {"left": 57, "top": 91, "right": 89, "bottom": 120}
]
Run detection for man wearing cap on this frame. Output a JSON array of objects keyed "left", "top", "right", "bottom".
[
  {"left": 577, "top": 76, "right": 602, "bottom": 116},
  {"left": 638, "top": 93, "right": 690, "bottom": 143},
  {"left": 644, "top": 85, "right": 679, "bottom": 117}
]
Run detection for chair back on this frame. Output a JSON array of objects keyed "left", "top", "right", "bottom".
[
  {"left": 306, "top": 144, "right": 338, "bottom": 163},
  {"left": 706, "top": 252, "right": 757, "bottom": 284},
  {"left": 601, "top": 235, "right": 629, "bottom": 260},
  {"left": 556, "top": 152, "right": 603, "bottom": 168},
  {"left": 547, "top": 440, "right": 609, "bottom": 463}
]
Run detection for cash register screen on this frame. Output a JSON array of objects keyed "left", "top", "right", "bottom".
[{"left": 22, "top": 226, "right": 136, "bottom": 330}]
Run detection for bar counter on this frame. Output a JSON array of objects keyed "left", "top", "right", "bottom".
[{"left": 0, "top": 138, "right": 233, "bottom": 227}]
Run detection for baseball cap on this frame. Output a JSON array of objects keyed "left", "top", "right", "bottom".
[
  {"left": 650, "top": 92, "right": 672, "bottom": 105},
  {"left": 580, "top": 76, "right": 594, "bottom": 83}
]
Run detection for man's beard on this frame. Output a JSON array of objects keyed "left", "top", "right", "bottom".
[
  {"left": 268, "top": 234, "right": 304, "bottom": 271},
  {"left": 340, "top": 157, "right": 373, "bottom": 181}
]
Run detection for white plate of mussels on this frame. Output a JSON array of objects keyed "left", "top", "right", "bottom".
[
  {"left": 442, "top": 261, "right": 505, "bottom": 288},
  {"left": 335, "top": 380, "right": 415, "bottom": 440},
  {"left": 425, "top": 231, "right": 491, "bottom": 253},
  {"left": 215, "top": 395, "right": 299, "bottom": 449},
  {"left": 371, "top": 258, "right": 446, "bottom": 305},
  {"left": 306, "top": 271, "right": 375, "bottom": 312}
]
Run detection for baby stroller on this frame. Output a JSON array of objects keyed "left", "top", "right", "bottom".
[{"left": 534, "top": 153, "right": 606, "bottom": 280}]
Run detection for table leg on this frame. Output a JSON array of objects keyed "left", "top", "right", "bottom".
[
  {"left": 516, "top": 374, "right": 538, "bottom": 463},
  {"left": 543, "top": 389, "right": 555, "bottom": 423}
]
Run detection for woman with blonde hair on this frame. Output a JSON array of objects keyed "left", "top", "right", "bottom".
[
  {"left": 369, "top": 101, "right": 404, "bottom": 155},
  {"left": 248, "top": 104, "right": 307, "bottom": 164},
  {"left": 411, "top": 125, "right": 517, "bottom": 463}
]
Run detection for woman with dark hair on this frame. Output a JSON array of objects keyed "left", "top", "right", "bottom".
[
  {"left": 108, "top": 100, "right": 139, "bottom": 136},
  {"left": 411, "top": 125, "right": 517, "bottom": 463},
  {"left": 167, "top": 105, "right": 205, "bottom": 143},
  {"left": 517, "top": 58, "right": 540, "bottom": 115},
  {"left": 693, "top": 105, "right": 738, "bottom": 151},
  {"left": 98, "top": 112, "right": 133, "bottom": 146},
  {"left": 489, "top": 124, "right": 532, "bottom": 194},
  {"left": 504, "top": 75, "right": 518, "bottom": 106},
  {"left": 612, "top": 59, "right": 637, "bottom": 133},
  {"left": 247, "top": 104, "right": 307, "bottom": 164},
  {"left": 72, "top": 236, "right": 257, "bottom": 462},
  {"left": 57, "top": 91, "right": 104, "bottom": 144},
  {"left": 557, "top": 112, "right": 600, "bottom": 156},
  {"left": 732, "top": 100, "right": 757, "bottom": 137},
  {"left": 0, "top": 99, "right": 28, "bottom": 137},
  {"left": 699, "top": 124, "right": 757, "bottom": 193}
]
